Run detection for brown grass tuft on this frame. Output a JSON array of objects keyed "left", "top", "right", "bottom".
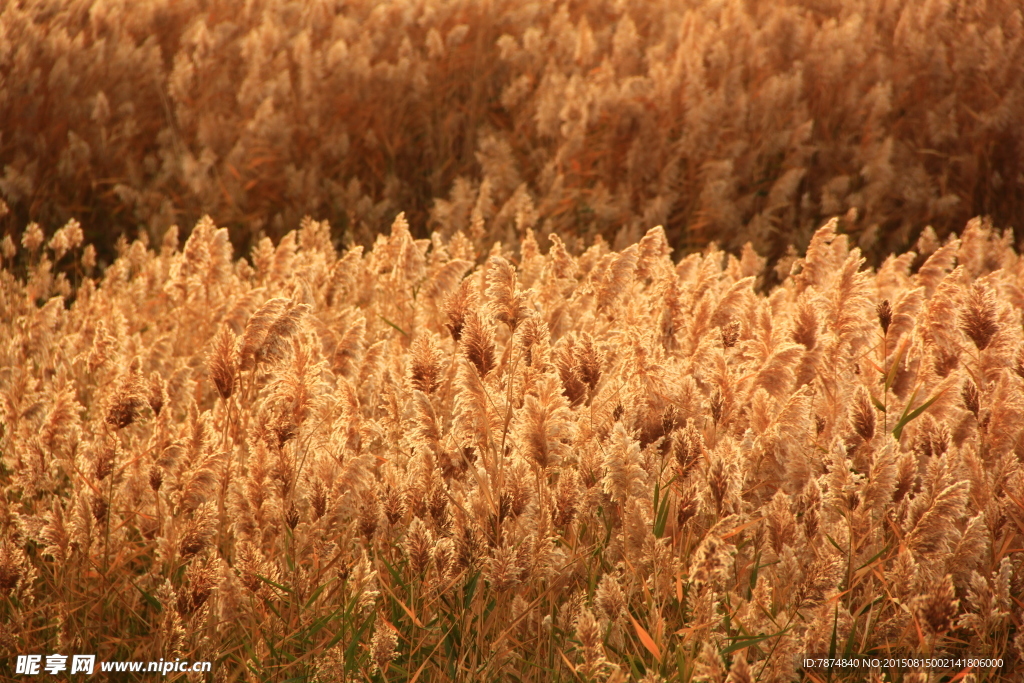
[
  {"left": 443, "top": 278, "right": 473, "bottom": 343},
  {"left": 105, "top": 361, "right": 147, "bottom": 429},
  {"left": 410, "top": 334, "right": 444, "bottom": 394},
  {"left": 486, "top": 256, "right": 527, "bottom": 332},
  {"left": 461, "top": 312, "right": 496, "bottom": 377},
  {"left": 208, "top": 325, "right": 237, "bottom": 400},
  {"left": 960, "top": 283, "right": 1000, "bottom": 351}
]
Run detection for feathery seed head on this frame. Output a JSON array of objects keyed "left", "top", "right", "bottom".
[
  {"left": 179, "top": 505, "right": 215, "bottom": 559},
  {"left": 147, "top": 373, "right": 166, "bottom": 416},
  {"left": 877, "top": 299, "right": 892, "bottom": 334},
  {"left": 915, "top": 416, "right": 950, "bottom": 458},
  {"left": 358, "top": 491, "right": 381, "bottom": 540},
  {"left": 432, "top": 537, "right": 457, "bottom": 584},
  {"left": 404, "top": 516, "right": 434, "bottom": 574},
  {"left": 516, "top": 316, "right": 546, "bottom": 366},
  {"left": 595, "top": 573, "right": 626, "bottom": 621},
  {"left": 259, "top": 300, "right": 311, "bottom": 365},
  {"left": 676, "top": 483, "right": 699, "bottom": 527},
  {"left": 410, "top": 334, "right": 444, "bottom": 394},
  {"left": 798, "top": 479, "right": 822, "bottom": 540},
  {"left": 554, "top": 469, "right": 582, "bottom": 527},
  {"left": 239, "top": 298, "right": 287, "bottom": 371},
  {"left": 672, "top": 420, "right": 705, "bottom": 482},
  {"left": 176, "top": 556, "right": 218, "bottom": 617},
  {"left": 765, "top": 491, "right": 797, "bottom": 555},
  {"left": 309, "top": 479, "right": 328, "bottom": 521},
  {"left": 284, "top": 502, "right": 299, "bottom": 530},
  {"left": 791, "top": 301, "right": 818, "bottom": 350},
  {"left": 961, "top": 380, "right": 980, "bottom": 418},
  {"left": 1, "top": 234, "right": 15, "bottom": 260},
  {"left": 515, "top": 374, "right": 573, "bottom": 470},
  {"left": 726, "top": 651, "right": 753, "bottom": 683},
  {"left": 710, "top": 390, "right": 726, "bottom": 426},
  {"left": 238, "top": 298, "right": 309, "bottom": 370},
  {"left": 574, "top": 606, "right": 602, "bottom": 650},
  {"left": 370, "top": 614, "right": 398, "bottom": 674},
  {"left": 106, "top": 362, "right": 147, "bottom": 429},
  {"left": 149, "top": 465, "right": 164, "bottom": 492},
  {"left": 602, "top": 422, "right": 645, "bottom": 505},
  {"left": 443, "top": 278, "right": 472, "bottom": 342},
  {"left": 960, "top": 283, "right": 999, "bottom": 351},
  {"left": 208, "top": 326, "right": 237, "bottom": 400},
  {"left": 576, "top": 333, "right": 602, "bottom": 392},
  {"left": 461, "top": 312, "right": 495, "bottom": 377},
  {"left": 689, "top": 532, "right": 734, "bottom": 591},
  {"left": 912, "top": 574, "right": 959, "bottom": 635},
  {"left": 381, "top": 479, "right": 406, "bottom": 526},
  {"left": 486, "top": 255, "right": 527, "bottom": 331},
  {"left": 556, "top": 337, "right": 587, "bottom": 407},
  {"left": 0, "top": 542, "right": 28, "bottom": 595},
  {"left": 22, "top": 222, "right": 44, "bottom": 252},
  {"left": 94, "top": 441, "right": 116, "bottom": 481},
  {"left": 484, "top": 541, "right": 524, "bottom": 593},
  {"left": 720, "top": 320, "right": 740, "bottom": 348},
  {"left": 852, "top": 388, "right": 876, "bottom": 441},
  {"left": 90, "top": 494, "right": 108, "bottom": 523}
]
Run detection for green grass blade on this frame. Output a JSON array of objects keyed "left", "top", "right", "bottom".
[
  {"left": 892, "top": 388, "right": 947, "bottom": 440},
  {"left": 379, "top": 314, "right": 410, "bottom": 338},
  {"left": 884, "top": 340, "right": 907, "bottom": 392},
  {"left": 721, "top": 623, "right": 793, "bottom": 655}
]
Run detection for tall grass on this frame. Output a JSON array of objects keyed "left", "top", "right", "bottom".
[
  {"left": 1, "top": 211, "right": 1023, "bottom": 682},
  {"left": 1, "top": 0, "right": 1023, "bottom": 270}
]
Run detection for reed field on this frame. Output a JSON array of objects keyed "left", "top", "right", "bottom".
[
  {"left": 2, "top": 1, "right": 1024, "bottom": 682},
  {"left": 1, "top": 0, "right": 1023, "bottom": 268},
  {"left": 3, "top": 211, "right": 1024, "bottom": 682}
]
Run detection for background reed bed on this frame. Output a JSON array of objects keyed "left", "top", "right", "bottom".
[
  {"left": 1, "top": 0, "right": 1023, "bottom": 274},
  {"left": 1, "top": 211, "right": 1023, "bottom": 681}
]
